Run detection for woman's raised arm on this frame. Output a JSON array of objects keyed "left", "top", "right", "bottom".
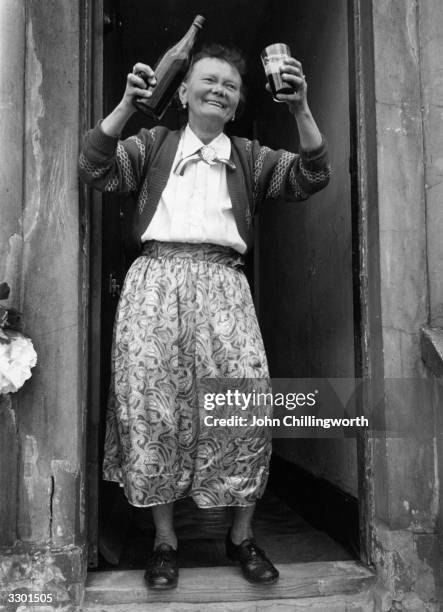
[
  {"left": 269, "top": 56, "right": 323, "bottom": 151},
  {"left": 101, "top": 62, "right": 157, "bottom": 137}
]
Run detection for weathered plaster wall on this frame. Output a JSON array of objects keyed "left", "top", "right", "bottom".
[
  {"left": 0, "top": 1, "right": 86, "bottom": 609},
  {"left": 372, "top": 0, "right": 431, "bottom": 525},
  {"left": 0, "top": 1, "right": 24, "bottom": 309},
  {"left": 420, "top": 0, "right": 443, "bottom": 328},
  {"left": 369, "top": 0, "right": 441, "bottom": 608},
  {"left": 374, "top": 0, "right": 427, "bottom": 381},
  {"left": 0, "top": 0, "right": 25, "bottom": 553}
]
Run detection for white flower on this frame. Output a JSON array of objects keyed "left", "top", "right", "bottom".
[{"left": 0, "top": 331, "right": 37, "bottom": 394}]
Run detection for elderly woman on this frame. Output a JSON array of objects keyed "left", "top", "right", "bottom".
[{"left": 79, "top": 44, "right": 330, "bottom": 590}]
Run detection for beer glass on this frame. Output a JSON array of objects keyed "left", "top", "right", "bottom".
[{"left": 261, "top": 43, "right": 294, "bottom": 102}]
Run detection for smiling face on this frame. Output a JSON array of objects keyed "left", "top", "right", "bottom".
[{"left": 179, "top": 57, "right": 242, "bottom": 133}]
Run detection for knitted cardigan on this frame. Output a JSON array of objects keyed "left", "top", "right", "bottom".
[{"left": 79, "top": 123, "right": 331, "bottom": 251}]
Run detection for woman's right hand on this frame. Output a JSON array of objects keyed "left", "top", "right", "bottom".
[
  {"left": 101, "top": 63, "right": 157, "bottom": 137},
  {"left": 120, "top": 63, "right": 157, "bottom": 112}
]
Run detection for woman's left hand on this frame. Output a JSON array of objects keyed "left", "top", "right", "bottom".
[{"left": 266, "top": 57, "right": 308, "bottom": 115}]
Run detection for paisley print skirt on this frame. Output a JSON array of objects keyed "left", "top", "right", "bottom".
[{"left": 103, "top": 241, "right": 271, "bottom": 508}]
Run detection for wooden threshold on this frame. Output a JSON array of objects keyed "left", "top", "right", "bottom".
[{"left": 85, "top": 561, "right": 376, "bottom": 605}]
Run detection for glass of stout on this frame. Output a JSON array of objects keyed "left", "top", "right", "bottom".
[{"left": 261, "top": 43, "right": 294, "bottom": 102}]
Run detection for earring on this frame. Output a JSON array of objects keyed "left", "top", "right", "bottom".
[
  {"left": 182, "top": 101, "right": 187, "bottom": 109},
  {"left": 231, "top": 114, "right": 235, "bottom": 122}
]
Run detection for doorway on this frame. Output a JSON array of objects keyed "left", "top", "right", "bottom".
[{"left": 87, "top": 0, "right": 361, "bottom": 571}]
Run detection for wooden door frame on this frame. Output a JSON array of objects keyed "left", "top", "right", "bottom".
[
  {"left": 80, "top": 0, "right": 380, "bottom": 569},
  {"left": 347, "top": 0, "right": 381, "bottom": 567},
  {"left": 80, "top": 0, "right": 104, "bottom": 568}
]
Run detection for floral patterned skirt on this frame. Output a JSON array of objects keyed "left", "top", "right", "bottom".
[{"left": 103, "top": 241, "right": 271, "bottom": 508}]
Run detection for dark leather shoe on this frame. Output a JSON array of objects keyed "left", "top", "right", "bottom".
[
  {"left": 144, "top": 543, "right": 178, "bottom": 590},
  {"left": 225, "top": 531, "right": 279, "bottom": 584}
]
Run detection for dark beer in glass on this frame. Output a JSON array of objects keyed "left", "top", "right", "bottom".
[{"left": 261, "top": 43, "right": 293, "bottom": 102}]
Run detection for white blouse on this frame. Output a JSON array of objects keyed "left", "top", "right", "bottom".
[{"left": 141, "top": 124, "right": 247, "bottom": 254}]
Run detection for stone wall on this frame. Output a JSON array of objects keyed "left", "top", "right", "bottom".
[
  {"left": 0, "top": 1, "right": 87, "bottom": 609},
  {"left": 420, "top": 0, "right": 443, "bottom": 328},
  {"left": 368, "top": 0, "right": 442, "bottom": 609}
]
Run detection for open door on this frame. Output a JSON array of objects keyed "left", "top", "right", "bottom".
[{"left": 87, "top": 0, "right": 360, "bottom": 570}]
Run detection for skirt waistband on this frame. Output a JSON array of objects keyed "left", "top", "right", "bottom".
[{"left": 141, "top": 241, "right": 244, "bottom": 268}]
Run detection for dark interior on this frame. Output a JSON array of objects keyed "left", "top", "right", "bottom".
[{"left": 93, "top": 0, "right": 358, "bottom": 570}]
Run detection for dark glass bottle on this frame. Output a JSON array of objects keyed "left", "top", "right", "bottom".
[{"left": 133, "top": 15, "right": 205, "bottom": 120}]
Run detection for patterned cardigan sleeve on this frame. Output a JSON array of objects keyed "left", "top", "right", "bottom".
[
  {"left": 249, "top": 138, "right": 331, "bottom": 210},
  {"left": 78, "top": 122, "right": 156, "bottom": 192}
]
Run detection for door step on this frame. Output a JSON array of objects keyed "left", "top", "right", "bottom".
[
  {"left": 84, "top": 561, "right": 376, "bottom": 610},
  {"left": 83, "top": 594, "right": 375, "bottom": 612}
]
